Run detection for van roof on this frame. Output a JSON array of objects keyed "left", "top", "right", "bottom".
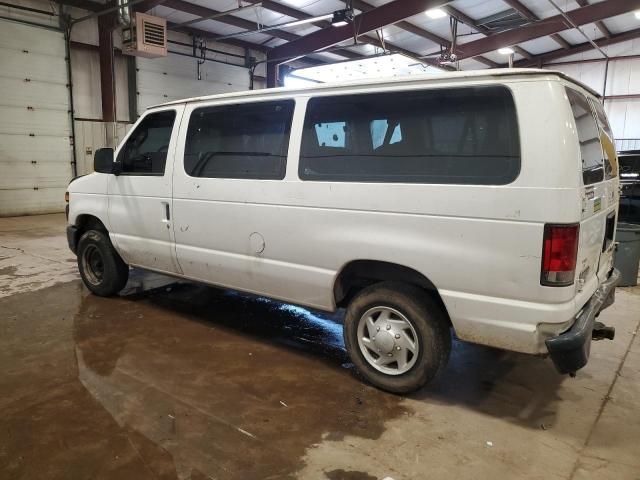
[{"left": 149, "top": 68, "right": 599, "bottom": 109}]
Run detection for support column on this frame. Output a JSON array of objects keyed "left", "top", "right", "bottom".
[
  {"left": 98, "top": 15, "right": 116, "bottom": 123},
  {"left": 266, "top": 61, "right": 279, "bottom": 88}
]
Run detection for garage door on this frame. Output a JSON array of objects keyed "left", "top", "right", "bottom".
[
  {"left": 0, "top": 20, "right": 73, "bottom": 216},
  {"left": 136, "top": 54, "right": 250, "bottom": 114}
]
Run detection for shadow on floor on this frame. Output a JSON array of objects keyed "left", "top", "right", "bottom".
[{"left": 101, "top": 269, "right": 569, "bottom": 432}]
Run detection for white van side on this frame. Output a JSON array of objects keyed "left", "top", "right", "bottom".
[{"left": 66, "top": 69, "right": 620, "bottom": 393}]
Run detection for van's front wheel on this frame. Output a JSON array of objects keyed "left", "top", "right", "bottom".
[
  {"left": 344, "top": 282, "right": 451, "bottom": 394},
  {"left": 77, "top": 229, "right": 129, "bottom": 296}
]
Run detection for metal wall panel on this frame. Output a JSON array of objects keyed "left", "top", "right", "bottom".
[
  {"left": 0, "top": 19, "right": 72, "bottom": 216},
  {"left": 136, "top": 54, "right": 250, "bottom": 114},
  {"left": 71, "top": 48, "right": 103, "bottom": 120},
  {"left": 73, "top": 121, "right": 133, "bottom": 176},
  {"left": 549, "top": 58, "right": 640, "bottom": 147},
  {"left": 74, "top": 120, "right": 106, "bottom": 176}
]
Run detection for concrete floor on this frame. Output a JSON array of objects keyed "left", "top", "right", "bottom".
[{"left": 1, "top": 214, "right": 639, "bottom": 480}]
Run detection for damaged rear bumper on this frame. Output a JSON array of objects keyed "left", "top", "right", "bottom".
[{"left": 546, "top": 269, "right": 621, "bottom": 375}]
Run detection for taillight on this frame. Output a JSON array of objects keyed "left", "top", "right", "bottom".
[{"left": 541, "top": 224, "right": 579, "bottom": 287}]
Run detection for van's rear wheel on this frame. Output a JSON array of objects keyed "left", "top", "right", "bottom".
[
  {"left": 77, "top": 229, "right": 129, "bottom": 296},
  {"left": 344, "top": 282, "right": 451, "bottom": 394}
]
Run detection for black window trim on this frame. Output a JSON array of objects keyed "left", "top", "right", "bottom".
[
  {"left": 116, "top": 107, "right": 178, "bottom": 177},
  {"left": 297, "top": 84, "right": 522, "bottom": 186},
  {"left": 183, "top": 98, "right": 295, "bottom": 181}
]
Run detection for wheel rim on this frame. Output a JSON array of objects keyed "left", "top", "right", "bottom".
[
  {"left": 356, "top": 306, "right": 419, "bottom": 376},
  {"left": 81, "top": 245, "right": 105, "bottom": 286}
]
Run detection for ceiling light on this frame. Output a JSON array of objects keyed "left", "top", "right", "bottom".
[
  {"left": 285, "top": 14, "right": 333, "bottom": 28},
  {"left": 498, "top": 47, "right": 515, "bottom": 55},
  {"left": 332, "top": 9, "right": 353, "bottom": 27},
  {"left": 635, "top": 10, "right": 640, "bottom": 19},
  {"left": 425, "top": 8, "right": 447, "bottom": 19}
]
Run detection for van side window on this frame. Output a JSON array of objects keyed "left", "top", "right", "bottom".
[
  {"left": 299, "top": 86, "right": 520, "bottom": 185},
  {"left": 589, "top": 98, "right": 618, "bottom": 179},
  {"left": 565, "top": 88, "right": 604, "bottom": 185},
  {"left": 117, "top": 110, "right": 176, "bottom": 175},
  {"left": 184, "top": 100, "right": 294, "bottom": 179}
]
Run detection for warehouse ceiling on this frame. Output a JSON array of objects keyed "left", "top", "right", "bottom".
[{"left": 63, "top": 0, "right": 640, "bottom": 74}]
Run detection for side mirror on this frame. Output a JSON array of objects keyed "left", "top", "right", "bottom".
[{"left": 94, "top": 148, "right": 117, "bottom": 174}]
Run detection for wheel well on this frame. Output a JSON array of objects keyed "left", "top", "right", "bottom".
[
  {"left": 334, "top": 260, "right": 450, "bottom": 322},
  {"left": 75, "top": 214, "right": 107, "bottom": 235}
]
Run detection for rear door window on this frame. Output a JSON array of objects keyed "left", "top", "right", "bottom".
[
  {"left": 299, "top": 86, "right": 520, "bottom": 185},
  {"left": 589, "top": 98, "right": 618, "bottom": 179},
  {"left": 566, "top": 88, "right": 604, "bottom": 185}
]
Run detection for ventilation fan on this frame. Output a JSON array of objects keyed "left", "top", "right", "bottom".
[{"left": 122, "top": 13, "right": 167, "bottom": 58}]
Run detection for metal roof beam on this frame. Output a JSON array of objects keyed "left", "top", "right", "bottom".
[
  {"left": 514, "top": 27, "right": 640, "bottom": 67},
  {"left": 350, "top": 0, "right": 498, "bottom": 67},
  {"left": 442, "top": 5, "right": 532, "bottom": 62},
  {"left": 164, "top": 0, "right": 360, "bottom": 60},
  {"left": 132, "top": 0, "right": 167, "bottom": 12},
  {"left": 163, "top": 0, "right": 298, "bottom": 41},
  {"left": 574, "top": 0, "right": 612, "bottom": 38},
  {"left": 455, "top": 0, "right": 640, "bottom": 61},
  {"left": 502, "top": 0, "right": 571, "bottom": 49},
  {"left": 168, "top": 23, "right": 271, "bottom": 53},
  {"left": 268, "top": 0, "right": 451, "bottom": 62},
  {"left": 56, "top": 0, "right": 103, "bottom": 12},
  {"left": 240, "top": 1, "right": 465, "bottom": 66}
]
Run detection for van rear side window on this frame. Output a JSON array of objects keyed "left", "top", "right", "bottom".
[
  {"left": 299, "top": 86, "right": 520, "bottom": 185},
  {"left": 590, "top": 99, "right": 618, "bottom": 179},
  {"left": 565, "top": 88, "right": 604, "bottom": 185},
  {"left": 184, "top": 100, "right": 294, "bottom": 180}
]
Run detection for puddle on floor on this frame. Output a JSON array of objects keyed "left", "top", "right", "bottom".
[{"left": 0, "top": 272, "right": 408, "bottom": 479}]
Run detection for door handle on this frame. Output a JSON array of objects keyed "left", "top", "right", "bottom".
[{"left": 162, "top": 201, "right": 170, "bottom": 223}]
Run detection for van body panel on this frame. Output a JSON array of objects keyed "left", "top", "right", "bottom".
[
  {"left": 68, "top": 70, "right": 619, "bottom": 360},
  {"left": 67, "top": 173, "right": 110, "bottom": 231},
  {"left": 107, "top": 105, "right": 185, "bottom": 274},
  {"left": 561, "top": 84, "right": 619, "bottom": 301}
]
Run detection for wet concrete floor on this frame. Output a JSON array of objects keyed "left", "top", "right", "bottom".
[{"left": 1, "top": 214, "right": 639, "bottom": 480}]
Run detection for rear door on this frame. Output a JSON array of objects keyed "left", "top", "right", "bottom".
[
  {"left": 589, "top": 98, "right": 619, "bottom": 281},
  {"left": 565, "top": 88, "right": 617, "bottom": 292}
]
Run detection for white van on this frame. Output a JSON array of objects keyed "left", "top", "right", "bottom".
[{"left": 66, "top": 69, "right": 620, "bottom": 393}]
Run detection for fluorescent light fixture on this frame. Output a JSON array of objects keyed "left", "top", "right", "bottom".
[
  {"left": 498, "top": 47, "right": 515, "bottom": 55},
  {"left": 635, "top": 10, "right": 640, "bottom": 19},
  {"left": 285, "top": 14, "right": 333, "bottom": 28},
  {"left": 425, "top": 8, "right": 447, "bottom": 19}
]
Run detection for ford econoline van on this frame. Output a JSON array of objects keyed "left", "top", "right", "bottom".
[{"left": 66, "top": 69, "right": 620, "bottom": 393}]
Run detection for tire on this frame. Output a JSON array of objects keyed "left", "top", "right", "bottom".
[
  {"left": 77, "top": 229, "right": 129, "bottom": 296},
  {"left": 343, "top": 281, "right": 451, "bottom": 394}
]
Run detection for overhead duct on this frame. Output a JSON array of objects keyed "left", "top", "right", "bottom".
[{"left": 117, "top": 0, "right": 131, "bottom": 26}]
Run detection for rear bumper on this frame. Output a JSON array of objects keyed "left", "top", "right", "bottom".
[
  {"left": 545, "top": 269, "right": 621, "bottom": 374},
  {"left": 66, "top": 225, "right": 79, "bottom": 255}
]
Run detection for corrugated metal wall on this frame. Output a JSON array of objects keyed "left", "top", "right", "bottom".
[
  {"left": 546, "top": 52, "right": 640, "bottom": 150},
  {"left": 0, "top": 19, "right": 73, "bottom": 216},
  {"left": 136, "top": 53, "right": 251, "bottom": 115}
]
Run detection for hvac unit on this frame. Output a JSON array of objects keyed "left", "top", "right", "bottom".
[{"left": 122, "top": 13, "right": 167, "bottom": 58}]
